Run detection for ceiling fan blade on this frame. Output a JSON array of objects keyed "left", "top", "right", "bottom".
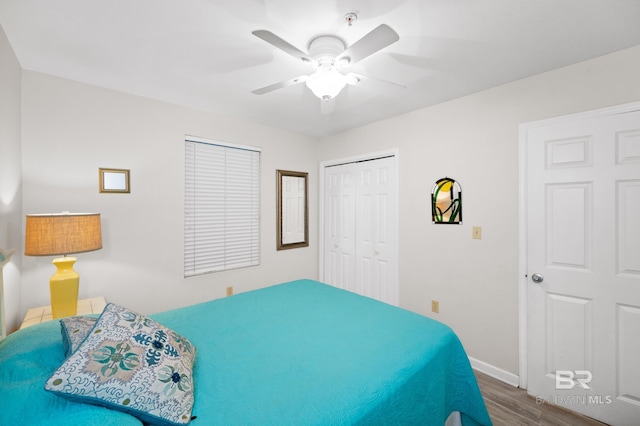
[
  {"left": 320, "top": 98, "right": 336, "bottom": 115},
  {"left": 252, "top": 75, "right": 308, "bottom": 95},
  {"left": 252, "top": 30, "right": 313, "bottom": 63},
  {"left": 337, "top": 24, "right": 399, "bottom": 66},
  {"left": 345, "top": 73, "right": 406, "bottom": 89}
]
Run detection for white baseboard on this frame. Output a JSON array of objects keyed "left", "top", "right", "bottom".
[{"left": 469, "top": 357, "right": 520, "bottom": 388}]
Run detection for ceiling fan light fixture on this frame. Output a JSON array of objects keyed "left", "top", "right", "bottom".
[
  {"left": 251, "top": 24, "right": 401, "bottom": 105},
  {"left": 308, "top": 36, "right": 345, "bottom": 66},
  {"left": 305, "top": 67, "right": 347, "bottom": 100}
]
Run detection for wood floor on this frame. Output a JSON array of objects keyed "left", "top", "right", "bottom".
[{"left": 475, "top": 371, "right": 608, "bottom": 426}]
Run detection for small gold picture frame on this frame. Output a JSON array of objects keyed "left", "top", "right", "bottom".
[{"left": 99, "top": 168, "right": 130, "bottom": 193}]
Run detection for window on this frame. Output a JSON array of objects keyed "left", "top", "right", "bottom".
[{"left": 184, "top": 136, "right": 260, "bottom": 276}]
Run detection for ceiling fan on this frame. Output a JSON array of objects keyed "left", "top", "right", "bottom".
[{"left": 251, "top": 22, "right": 402, "bottom": 114}]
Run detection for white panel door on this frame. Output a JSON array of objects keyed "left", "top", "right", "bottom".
[
  {"left": 323, "top": 156, "right": 398, "bottom": 305},
  {"left": 324, "top": 166, "right": 356, "bottom": 290},
  {"left": 525, "top": 107, "right": 640, "bottom": 425}
]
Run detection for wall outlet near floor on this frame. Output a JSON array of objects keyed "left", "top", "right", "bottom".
[
  {"left": 226, "top": 286, "right": 234, "bottom": 297},
  {"left": 472, "top": 226, "right": 482, "bottom": 240},
  {"left": 431, "top": 300, "right": 440, "bottom": 314}
]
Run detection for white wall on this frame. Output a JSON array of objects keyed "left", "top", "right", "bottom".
[
  {"left": 318, "top": 45, "right": 640, "bottom": 376},
  {"left": 20, "top": 71, "right": 319, "bottom": 319},
  {"left": 0, "top": 25, "right": 22, "bottom": 333}
]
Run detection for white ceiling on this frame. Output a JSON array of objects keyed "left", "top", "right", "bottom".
[{"left": 2, "top": 0, "right": 640, "bottom": 138}]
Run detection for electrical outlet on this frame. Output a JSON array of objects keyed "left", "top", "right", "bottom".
[
  {"left": 472, "top": 226, "right": 482, "bottom": 240},
  {"left": 226, "top": 286, "right": 234, "bottom": 297},
  {"left": 431, "top": 300, "right": 440, "bottom": 314}
]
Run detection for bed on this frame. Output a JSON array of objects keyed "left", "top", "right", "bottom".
[{"left": 0, "top": 279, "right": 491, "bottom": 425}]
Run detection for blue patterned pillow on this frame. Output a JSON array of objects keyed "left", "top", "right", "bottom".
[
  {"left": 45, "top": 303, "right": 196, "bottom": 426},
  {"left": 60, "top": 316, "right": 97, "bottom": 357}
]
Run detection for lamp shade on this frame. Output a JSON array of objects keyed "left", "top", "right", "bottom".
[
  {"left": 305, "top": 67, "right": 347, "bottom": 100},
  {"left": 25, "top": 213, "right": 102, "bottom": 256}
]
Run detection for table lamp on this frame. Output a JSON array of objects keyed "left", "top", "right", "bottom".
[{"left": 24, "top": 213, "right": 102, "bottom": 319}]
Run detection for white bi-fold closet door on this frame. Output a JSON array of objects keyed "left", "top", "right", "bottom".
[{"left": 321, "top": 154, "right": 398, "bottom": 306}]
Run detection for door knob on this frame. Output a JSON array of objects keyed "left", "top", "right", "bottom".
[{"left": 531, "top": 273, "right": 544, "bottom": 283}]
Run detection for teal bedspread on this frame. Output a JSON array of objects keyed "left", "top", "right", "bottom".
[
  {"left": 0, "top": 279, "right": 491, "bottom": 425},
  {"left": 0, "top": 315, "right": 142, "bottom": 426}
]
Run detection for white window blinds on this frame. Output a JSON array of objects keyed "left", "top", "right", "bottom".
[{"left": 184, "top": 137, "right": 260, "bottom": 276}]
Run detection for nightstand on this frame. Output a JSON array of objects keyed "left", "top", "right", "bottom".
[{"left": 19, "top": 296, "right": 107, "bottom": 330}]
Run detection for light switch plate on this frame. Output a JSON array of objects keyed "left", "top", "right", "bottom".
[{"left": 472, "top": 226, "right": 482, "bottom": 240}]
